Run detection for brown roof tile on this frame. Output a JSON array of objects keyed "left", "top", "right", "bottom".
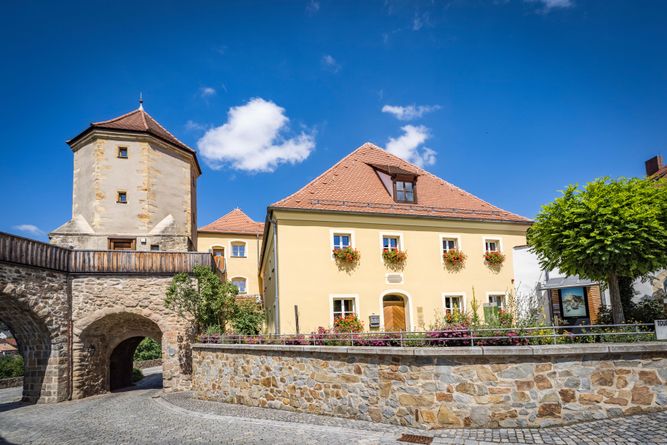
[
  {"left": 199, "top": 208, "right": 264, "bottom": 235},
  {"left": 271, "top": 143, "right": 531, "bottom": 224}
]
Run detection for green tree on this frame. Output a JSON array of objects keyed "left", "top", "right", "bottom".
[
  {"left": 528, "top": 177, "right": 667, "bottom": 324},
  {"left": 133, "top": 337, "right": 161, "bottom": 361},
  {"left": 165, "top": 265, "right": 239, "bottom": 333},
  {"left": 231, "top": 300, "right": 265, "bottom": 335},
  {"left": 0, "top": 354, "right": 23, "bottom": 378}
]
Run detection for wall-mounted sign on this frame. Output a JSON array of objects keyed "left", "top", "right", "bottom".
[
  {"left": 369, "top": 314, "right": 381, "bottom": 328},
  {"left": 558, "top": 287, "right": 589, "bottom": 319},
  {"left": 656, "top": 320, "right": 667, "bottom": 340}
]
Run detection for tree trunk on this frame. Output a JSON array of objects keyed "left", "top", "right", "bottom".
[{"left": 608, "top": 272, "right": 626, "bottom": 324}]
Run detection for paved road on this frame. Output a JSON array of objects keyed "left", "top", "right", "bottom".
[{"left": 1, "top": 371, "right": 666, "bottom": 444}]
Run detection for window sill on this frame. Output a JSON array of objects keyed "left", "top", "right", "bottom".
[{"left": 230, "top": 256, "right": 247, "bottom": 259}]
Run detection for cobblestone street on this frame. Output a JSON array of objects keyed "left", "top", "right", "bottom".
[{"left": 1, "top": 370, "right": 666, "bottom": 445}]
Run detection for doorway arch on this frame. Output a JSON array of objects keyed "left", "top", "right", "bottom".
[
  {"left": 380, "top": 290, "right": 413, "bottom": 331},
  {"left": 75, "top": 311, "right": 163, "bottom": 397}
]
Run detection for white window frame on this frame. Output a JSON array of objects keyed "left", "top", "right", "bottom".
[
  {"left": 379, "top": 232, "right": 404, "bottom": 263},
  {"left": 482, "top": 236, "right": 504, "bottom": 253},
  {"left": 229, "top": 240, "right": 247, "bottom": 258},
  {"left": 329, "top": 229, "right": 356, "bottom": 260},
  {"left": 442, "top": 292, "right": 466, "bottom": 315},
  {"left": 231, "top": 276, "right": 248, "bottom": 294},
  {"left": 439, "top": 233, "right": 462, "bottom": 265},
  {"left": 486, "top": 291, "right": 507, "bottom": 309},
  {"left": 329, "top": 294, "right": 360, "bottom": 327}
]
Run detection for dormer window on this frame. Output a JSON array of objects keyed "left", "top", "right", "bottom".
[{"left": 394, "top": 179, "right": 415, "bottom": 203}]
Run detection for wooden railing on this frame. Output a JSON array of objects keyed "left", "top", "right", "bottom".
[
  {"left": 0, "top": 232, "right": 71, "bottom": 271},
  {"left": 0, "top": 232, "right": 215, "bottom": 275}
]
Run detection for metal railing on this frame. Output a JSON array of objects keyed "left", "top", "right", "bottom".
[{"left": 198, "top": 323, "right": 657, "bottom": 347}]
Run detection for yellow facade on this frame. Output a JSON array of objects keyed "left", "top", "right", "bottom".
[
  {"left": 198, "top": 232, "right": 263, "bottom": 298},
  {"left": 261, "top": 210, "right": 529, "bottom": 334}
]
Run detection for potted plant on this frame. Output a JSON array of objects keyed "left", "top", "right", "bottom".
[
  {"left": 332, "top": 246, "right": 361, "bottom": 265},
  {"left": 443, "top": 249, "right": 467, "bottom": 271},
  {"left": 382, "top": 248, "right": 407, "bottom": 267},
  {"left": 484, "top": 251, "right": 505, "bottom": 268}
]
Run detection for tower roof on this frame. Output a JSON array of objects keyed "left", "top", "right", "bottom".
[
  {"left": 199, "top": 208, "right": 264, "bottom": 235},
  {"left": 271, "top": 142, "right": 531, "bottom": 224},
  {"left": 67, "top": 106, "right": 201, "bottom": 173}
]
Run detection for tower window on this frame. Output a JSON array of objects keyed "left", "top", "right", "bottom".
[
  {"left": 118, "top": 147, "right": 128, "bottom": 158},
  {"left": 117, "top": 191, "right": 127, "bottom": 204}
]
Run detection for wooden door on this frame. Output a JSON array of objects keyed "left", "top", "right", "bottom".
[{"left": 383, "top": 300, "right": 406, "bottom": 331}]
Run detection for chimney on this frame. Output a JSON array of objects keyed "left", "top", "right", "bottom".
[{"left": 645, "top": 155, "right": 664, "bottom": 177}]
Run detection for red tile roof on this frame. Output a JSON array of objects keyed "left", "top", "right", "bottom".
[
  {"left": 199, "top": 208, "right": 264, "bottom": 235},
  {"left": 271, "top": 143, "right": 531, "bottom": 224},
  {"left": 67, "top": 107, "right": 200, "bottom": 173}
]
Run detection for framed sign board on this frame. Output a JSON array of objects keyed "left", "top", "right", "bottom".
[
  {"left": 558, "top": 287, "right": 589, "bottom": 319},
  {"left": 369, "top": 314, "right": 381, "bottom": 329},
  {"left": 656, "top": 320, "right": 667, "bottom": 340}
]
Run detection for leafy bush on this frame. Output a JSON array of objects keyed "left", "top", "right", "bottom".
[
  {"left": 334, "top": 314, "right": 364, "bottom": 333},
  {"left": 443, "top": 249, "right": 467, "bottom": 271},
  {"left": 131, "top": 368, "right": 143, "bottom": 383},
  {"left": 597, "top": 296, "right": 664, "bottom": 325},
  {"left": 231, "top": 300, "right": 265, "bottom": 335},
  {"left": 332, "top": 247, "right": 360, "bottom": 265},
  {"left": 0, "top": 354, "right": 23, "bottom": 379},
  {"left": 133, "top": 338, "right": 161, "bottom": 361}
]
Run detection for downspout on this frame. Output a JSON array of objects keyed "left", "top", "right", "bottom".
[{"left": 271, "top": 216, "right": 280, "bottom": 334}]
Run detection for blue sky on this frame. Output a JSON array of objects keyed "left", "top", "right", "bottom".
[{"left": 1, "top": 0, "right": 666, "bottom": 241}]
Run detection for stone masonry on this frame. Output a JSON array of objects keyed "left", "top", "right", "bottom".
[
  {"left": 192, "top": 343, "right": 667, "bottom": 429},
  {"left": 0, "top": 261, "right": 194, "bottom": 403}
]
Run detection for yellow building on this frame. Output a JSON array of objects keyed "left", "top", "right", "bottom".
[
  {"left": 260, "top": 143, "right": 531, "bottom": 334},
  {"left": 198, "top": 209, "right": 264, "bottom": 298}
]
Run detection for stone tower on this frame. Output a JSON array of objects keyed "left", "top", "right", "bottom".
[{"left": 50, "top": 103, "right": 201, "bottom": 251}]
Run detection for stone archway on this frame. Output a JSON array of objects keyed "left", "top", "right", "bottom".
[
  {"left": 0, "top": 265, "right": 70, "bottom": 403},
  {"left": 73, "top": 311, "right": 163, "bottom": 398}
]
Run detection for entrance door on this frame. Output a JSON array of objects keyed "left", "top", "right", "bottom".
[{"left": 383, "top": 295, "right": 407, "bottom": 331}]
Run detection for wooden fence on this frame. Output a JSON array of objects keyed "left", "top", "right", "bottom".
[{"left": 0, "top": 232, "right": 215, "bottom": 275}]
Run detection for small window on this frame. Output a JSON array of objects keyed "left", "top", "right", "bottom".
[
  {"left": 394, "top": 180, "right": 415, "bottom": 203},
  {"left": 333, "top": 298, "right": 355, "bottom": 321},
  {"left": 150, "top": 244, "right": 160, "bottom": 251},
  {"left": 118, "top": 147, "right": 128, "bottom": 158},
  {"left": 382, "top": 236, "right": 400, "bottom": 252},
  {"left": 488, "top": 294, "right": 505, "bottom": 309},
  {"left": 485, "top": 239, "right": 500, "bottom": 252},
  {"left": 333, "top": 233, "right": 351, "bottom": 250},
  {"left": 442, "top": 238, "right": 458, "bottom": 253},
  {"left": 116, "top": 191, "right": 127, "bottom": 204},
  {"left": 108, "top": 238, "right": 135, "bottom": 250},
  {"left": 212, "top": 247, "right": 224, "bottom": 257},
  {"left": 231, "top": 242, "right": 246, "bottom": 258},
  {"left": 232, "top": 277, "right": 247, "bottom": 294},
  {"left": 443, "top": 295, "right": 463, "bottom": 315}
]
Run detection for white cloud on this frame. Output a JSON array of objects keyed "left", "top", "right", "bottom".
[
  {"left": 525, "top": 0, "right": 573, "bottom": 11},
  {"left": 412, "top": 12, "right": 431, "bottom": 31},
  {"left": 321, "top": 54, "right": 341, "bottom": 73},
  {"left": 306, "top": 0, "right": 319, "bottom": 15},
  {"left": 197, "top": 98, "right": 315, "bottom": 173},
  {"left": 13, "top": 224, "right": 45, "bottom": 236},
  {"left": 385, "top": 125, "right": 436, "bottom": 167},
  {"left": 200, "top": 86, "right": 216, "bottom": 98},
  {"left": 185, "top": 120, "right": 206, "bottom": 132},
  {"left": 382, "top": 104, "right": 441, "bottom": 121}
]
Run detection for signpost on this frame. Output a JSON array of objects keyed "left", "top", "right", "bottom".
[{"left": 655, "top": 320, "right": 667, "bottom": 340}]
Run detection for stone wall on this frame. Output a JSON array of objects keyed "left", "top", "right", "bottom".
[
  {"left": 192, "top": 343, "right": 667, "bottom": 429},
  {"left": 0, "top": 263, "right": 70, "bottom": 403},
  {"left": 71, "top": 275, "right": 192, "bottom": 398},
  {"left": 0, "top": 377, "right": 23, "bottom": 389}
]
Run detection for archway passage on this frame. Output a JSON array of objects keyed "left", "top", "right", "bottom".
[
  {"left": 0, "top": 298, "right": 67, "bottom": 403},
  {"left": 383, "top": 295, "right": 407, "bottom": 331},
  {"left": 75, "top": 312, "right": 163, "bottom": 398}
]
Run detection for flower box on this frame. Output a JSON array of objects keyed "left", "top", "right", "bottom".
[{"left": 443, "top": 249, "right": 467, "bottom": 270}]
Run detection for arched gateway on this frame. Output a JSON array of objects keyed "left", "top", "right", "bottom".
[{"left": 0, "top": 233, "right": 216, "bottom": 403}]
